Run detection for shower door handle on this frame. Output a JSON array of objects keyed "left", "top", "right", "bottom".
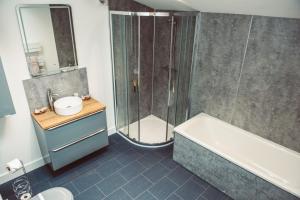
[{"left": 132, "top": 79, "right": 138, "bottom": 93}]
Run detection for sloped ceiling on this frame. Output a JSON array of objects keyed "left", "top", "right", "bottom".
[{"left": 134, "top": 0, "right": 300, "bottom": 18}]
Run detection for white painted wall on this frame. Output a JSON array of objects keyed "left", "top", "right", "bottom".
[
  {"left": 21, "top": 7, "right": 60, "bottom": 71},
  {"left": 0, "top": 0, "right": 115, "bottom": 184},
  {"left": 135, "top": 0, "right": 300, "bottom": 19}
]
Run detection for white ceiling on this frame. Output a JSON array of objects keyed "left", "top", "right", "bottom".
[
  {"left": 134, "top": 0, "right": 300, "bottom": 18},
  {"left": 134, "top": 0, "right": 195, "bottom": 11}
]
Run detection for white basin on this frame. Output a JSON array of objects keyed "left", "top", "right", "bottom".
[{"left": 54, "top": 96, "right": 83, "bottom": 116}]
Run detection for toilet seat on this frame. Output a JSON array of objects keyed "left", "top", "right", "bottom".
[{"left": 31, "top": 187, "right": 73, "bottom": 200}]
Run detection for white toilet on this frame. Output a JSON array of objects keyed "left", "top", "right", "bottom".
[{"left": 31, "top": 187, "right": 73, "bottom": 200}]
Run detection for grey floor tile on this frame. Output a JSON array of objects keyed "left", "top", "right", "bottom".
[
  {"left": 201, "top": 186, "right": 228, "bottom": 200},
  {"left": 160, "top": 157, "right": 178, "bottom": 170},
  {"left": 62, "top": 182, "right": 79, "bottom": 196},
  {"left": 176, "top": 179, "right": 205, "bottom": 200},
  {"left": 0, "top": 134, "right": 229, "bottom": 200},
  {"left": 149, "top": 177, "right": 178, "bottom": 200},
  {"left": 95, "top": 159, "right": 122, "bottom": 178},
  {"left": 167, "top": 166, "right": 192, "bottom": 186},
  {"left": 122, "top": 175, "right": 152, "bottom": 198},
  {"left": 143, "top": 163, "right": 170, "bottom": 183},
  {"left": 192, "top": 175, "right": 210, "bottom": 189},
  {"left": 50, "top": 169, "right": 79, "bottom": 186},
  {"left": 104, "top": 189, "right": 132, "bottom": 200},
  {"left": 136, "top": 191, "right": 157, "bottom": 200},
  {"left": 28, "top": 166, "right": 52, "bottom": 187},
  {"left": 32, "top": 181, "right": 51, "bottom": 195},
  {"left": 97, "top": 173, "right": 127, "bottom": 195},
  {"left": 75, "top": 186, "right": 105, "bottom": 200},
  {"left": 116, "top": 149, "right": 144, "bottom": 165},
  {"left": 119, "top": 161, "right": 146, "bottom": 180},
  {"left": 166, "top": 194, "right": 182, "bottom": 200},
  {"left": 138, "top": 153, "right": 164, "bottom": 168},
  {"left": 72, "top": 171, "right": 102, "bottom": 192}
]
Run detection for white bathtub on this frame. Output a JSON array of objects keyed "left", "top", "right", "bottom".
[{"left": 174, "top": 113, "right": 300, "bottom": 198}]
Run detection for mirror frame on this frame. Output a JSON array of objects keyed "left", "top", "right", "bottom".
[{"left": 16, "top": 4, "right": 78, "bottom": 77}]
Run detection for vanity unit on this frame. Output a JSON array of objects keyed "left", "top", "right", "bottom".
[{"left": 32, "top": 98, "right": 108, "bottom": 170}]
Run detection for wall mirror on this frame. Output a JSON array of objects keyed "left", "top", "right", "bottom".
[{"left": 16, "top": 4, "right": 78, "bottom": 77}]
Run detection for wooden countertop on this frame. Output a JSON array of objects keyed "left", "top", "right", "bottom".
[{"left": 32, "top": 98, "right": 106, "bottom": 130}]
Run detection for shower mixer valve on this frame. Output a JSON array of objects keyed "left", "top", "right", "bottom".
[{"left": 132, "top": 79, "right": 138, "bottom": 93}]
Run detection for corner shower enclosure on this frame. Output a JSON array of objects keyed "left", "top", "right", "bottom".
[{"left": 110, "top": 11, "right": 197, "bottom": 147}]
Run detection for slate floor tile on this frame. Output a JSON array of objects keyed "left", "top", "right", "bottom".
[
  {"left": 166, "top": 194, "right": 182, "bottom": 200},
  {"left": 119, "top": 161, "right": 146, "bottom": 180},
  {"left": 62, "top": 182, "right": 79, "bottom": 196},
  {"left": 202, "top": 186, "right": 228, "bottom": 200},
  {"left": 138, "top": 153, "right": 163, "bottom": 168},
  {"left": 72, "top": 171, "right": 102, "bottom": 192},
  {"left": 143, "top": 163, "right": 170, "bottom": 183},
  {"left": 32, "top": 181, "right": 51, "bottom": 195},
  {"left": 0, "top": 134, "right": 229, "bottom": 200},
  {"left": 160, "top": 157, "right": 177, "bottom": 170},
  {"left": 192, "top": 175, "right": 209, "bottom": 189},
  {"left": 75, "top": 186, "right": 105, "bottom": 200},
  {"left": 49, "top": 169, "right": 79, "bottom": 186},
  {"left": 149, "top": 177, "right": 178, "bottom": 200},
  {"left": 167, "top": 166, "right": 192, "bottom": 185},
  {"left": 95, "top": 159, "right": 122, "bottom": 178},
  {"left": 176, "top": 179, "right": 205, "bottom": 200},
  {"left": 104, "top": 189, "right": 132, "bottom": 200},
  {"left": 122, "top": 175, "right": 152, "bottom": 198},
  {"left": 116, "top": 149, "right": 143, "bottom": 165},
  {"left": 97, "top": 173, "right": 127, "bottom": 195},
  {"left": 135, "top": 191, "right": 157, "bottom": 200}
]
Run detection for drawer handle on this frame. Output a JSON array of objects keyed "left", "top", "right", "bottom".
[{"left": 51, "top": 129, "right": 106, "bottom": 152}]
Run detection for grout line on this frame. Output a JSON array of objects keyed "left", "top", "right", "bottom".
[
  {"left": 229, "top": 15, "right": 253, "bottom": 124},
  {"left": 164, "top": 175, "right": 194, "bottom": 199}
]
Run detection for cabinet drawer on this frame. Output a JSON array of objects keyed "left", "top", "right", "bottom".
[
  {"left": 45, "top": 110, "right": 106, "bottom": 150},
  {"left": 50, "top": 128, "right": 108, "bottom": 170}
]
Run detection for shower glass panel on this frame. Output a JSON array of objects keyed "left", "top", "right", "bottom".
[
  {"left": 173, "top": 16, "right": 197, "bottom": 126},
  {"left": 110, "top": 11, "right": 198, "bottom": 147},
  {"left": 111, "top": 15, "right": 130, "bottom": 137}
]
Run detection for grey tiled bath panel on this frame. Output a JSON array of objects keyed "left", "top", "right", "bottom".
[
  {"left": 22, "top": 68, "right": 89, "bottom": 111},
  {"left": 173, "top": 133, "right": 299, "bottom": 200}
]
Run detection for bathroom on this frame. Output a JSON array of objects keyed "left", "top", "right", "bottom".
[{"left": 0, "top": 0, "right": 299, "bottom": 199}]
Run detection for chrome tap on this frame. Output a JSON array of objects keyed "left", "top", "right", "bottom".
[{"left": 47, "top": 89, "right": 59, "bottom": 111}]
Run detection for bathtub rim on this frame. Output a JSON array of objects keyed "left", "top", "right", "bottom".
[{"left": 174, "top": 113, "right": 300, "bottom": 198}]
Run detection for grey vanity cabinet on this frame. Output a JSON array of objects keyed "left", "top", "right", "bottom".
[
  {"left": 33, "top": 110, "right": 109, "bottom": 170},
  {"left": 0, "top": 57, "right": 15, "bottom": 117}
]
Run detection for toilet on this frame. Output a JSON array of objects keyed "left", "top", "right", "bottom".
[{"left": 31, "top": 187, "right": 73, "bottom": 200}]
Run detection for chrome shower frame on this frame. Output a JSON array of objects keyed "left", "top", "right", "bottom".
[{"left": 109, "top": 10, "right": 198, "bottom": 148}]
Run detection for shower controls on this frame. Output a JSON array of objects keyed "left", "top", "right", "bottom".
[{"left": 132, "top": 79, "right": 138, "bottom": 93}]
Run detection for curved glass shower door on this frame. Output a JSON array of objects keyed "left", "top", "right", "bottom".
[{"left": 110, "top": 11, "right": 197, "bottom": 147}]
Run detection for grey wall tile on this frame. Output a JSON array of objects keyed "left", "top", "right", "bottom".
[
  {"left": 189, "top": 13, "right": 252, "bottom": 122},
  {"left": 109, "top": 0, "right": 153, "bottom": 12},
  {"left": 50, "top": 7, "right": 76, "bottom": 68},
  {"left": 231, "top": 16, "right": 300, "bottom": 152},
  {"left": 23, "top": 68, "right": 89, "bottom": 111},
  {"left": 152, "top": 17, "right": 172, "bottom": 122}
]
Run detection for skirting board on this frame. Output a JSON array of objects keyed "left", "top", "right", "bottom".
[{"left": 0, "top": 127, "right": 116, "bottom": 185}]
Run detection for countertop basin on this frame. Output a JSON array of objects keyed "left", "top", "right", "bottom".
[{"left": 54, "top": 96, "right": 83, "bottom": 116}]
